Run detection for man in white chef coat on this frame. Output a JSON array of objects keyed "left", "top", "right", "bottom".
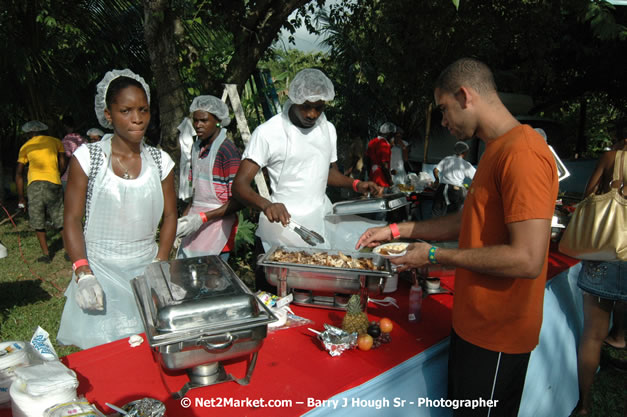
[{"left": 233, "top": 68, "right": 382, "bottom": 253}]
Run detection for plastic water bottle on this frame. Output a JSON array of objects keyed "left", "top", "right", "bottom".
[{"left": 408, "top": 284, "right": 422, "bottom": 322}]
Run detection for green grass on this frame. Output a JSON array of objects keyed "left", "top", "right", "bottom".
[
  {"left": 0, "top": 209, "right": 80, "bottom": 357},
  {"left": 0, "top": 203, "right": 624, "bottom": 416}
]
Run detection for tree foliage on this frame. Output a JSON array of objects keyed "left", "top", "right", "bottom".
[
  {"left": 319, "top": 0, "right": 627, "bottom": 158},
  {"left": 0, "top": 0, "right": 329, "bottom": 169}
]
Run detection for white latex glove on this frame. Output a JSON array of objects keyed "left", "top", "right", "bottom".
[
  {"left": 75, "top": 274, "right": 104, "bottom": 311},
  {"left": 176, "top": 213, "right": 204, "bottom": 238}
]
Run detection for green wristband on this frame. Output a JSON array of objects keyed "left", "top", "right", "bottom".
[{"left": 428, "top": 246, "right": 438, "bottom": 265}]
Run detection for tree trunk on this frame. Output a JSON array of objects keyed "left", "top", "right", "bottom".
[
  {"left": 142, "top": 0, "right": 186, "bottom": 162},
  {"left": 224, "top": 0, "right": 313, "bottom": 88}
]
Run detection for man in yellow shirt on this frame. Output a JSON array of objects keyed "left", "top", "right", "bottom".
[{"left": 16, "top": 121, "right": 67, "bottom": 263}]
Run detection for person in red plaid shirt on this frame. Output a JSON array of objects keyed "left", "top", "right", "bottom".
[{"left": 175, "top": 95, "right": 242, "bottom": 260}]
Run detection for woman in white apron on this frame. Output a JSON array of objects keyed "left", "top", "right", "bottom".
[
  {"left": 58, "top": 69, "right": 176, "bottom": 350},
  {"left": 176, "top": 96, "right": 240, "bottom": 260}
]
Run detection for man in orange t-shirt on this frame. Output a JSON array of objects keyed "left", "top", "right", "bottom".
[{"left": 356, "top": 58, "right": 558, "bottom": 416}]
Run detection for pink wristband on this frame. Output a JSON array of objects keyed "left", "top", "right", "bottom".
[
  {"left": 389, "top": 223, "right": 400, "bottom": 239},
  {"left": 352, "top": 179, "right": 360, "bottom": 192},
  {"left": 199, "top": 212, "right": 208, "bottom": 223},
  {"left": 72, "top": 259, "right": 89, "bottom": 271}
]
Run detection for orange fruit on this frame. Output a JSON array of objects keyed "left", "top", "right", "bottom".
[
  {"left": 379, "top": 318, "right": 394, "bottom": 333},
  {"left": 357, "top": 334, "right": 374, "bottom": 351}
]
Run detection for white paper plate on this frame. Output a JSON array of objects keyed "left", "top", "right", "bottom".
[{"left": 373, "top": 242, "right": 409, "bottom": 258}]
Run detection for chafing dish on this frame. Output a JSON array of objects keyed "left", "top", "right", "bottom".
[
  {"left": 131, "top": 256, "right": 276, "bottom": 399},
  {"left": 329, "top": 192, "right": 410, "bottom": 216},
  {"left": 258, "top": 246, "right": 394, "bottom": 310}
]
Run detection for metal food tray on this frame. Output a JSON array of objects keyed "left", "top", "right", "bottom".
[
  {"left": 330, "top": 192, "right": 410, "bottom": 215},
  {"left": 258, "top": 246, "right": 394, "bottom": 300},
  {"left": 132, "top": 256, "right": 276, "bottom": 348},
  {"left": 131, "top": 255, "right": 277, "bottom": 398}
]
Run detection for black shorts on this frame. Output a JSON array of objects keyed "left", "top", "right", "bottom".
[{"left": 448, "top": 329, "right": 531, "bottom": 417}]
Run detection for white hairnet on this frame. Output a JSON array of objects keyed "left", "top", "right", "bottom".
[
  {"left": 22, "top": 120, "right": 48, "bottom": 133},
  {"left": 94, "top": 69, "right": 151, "bottom": 129},
  {"left": 86, "top": 128, "right": 105, "bottom": 137},
  {"left": 534, "top": 128, "right": 548, "bottom": 142},
  {"left": 379, "top": 122, "right": 396, "bottom": 135},
  {"left": 454, "top": 141, "right": 470, "bottom": 154},
  {"left": 288, "top": 69, "right": 335, "bottom": 104},
  {"left": 189, "top": 95, "right": 231, "bottom": 127}
]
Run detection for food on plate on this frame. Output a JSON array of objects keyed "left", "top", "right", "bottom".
[
  {"left": 367, "top": 321, "right": 381, "bottom": 339},
  {"left": 398, "top": 183, "right": 414, "bottom": 192},
  {"left": 373, "top": 242, "right": 409, "bottom": 256},
  {"left": 342, "top": 295, "right": 370, "bottom": 335},
  {"left": 379, "top": 318, "right": 394, "bottom": 334},
  {"left": 357, "top": 334, "right": 374, "bottom": 351},
  {"left": 269, "top": 249, "right": 382, "bottom": 271}
]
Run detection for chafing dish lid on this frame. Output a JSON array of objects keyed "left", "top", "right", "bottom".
[
  {"left": 135, "top": 256, "right": 269, "bottom": 335},
  {"left": 330, "top": 193, "right": 409, "bottom": 215}
]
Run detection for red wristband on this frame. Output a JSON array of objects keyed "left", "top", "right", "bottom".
[
  {"left": 199, "top": 212, "right": 208, "bottom": 223},
  {"left": 389, "top": 223, "right": 401, "bottom": 239},
  {"left": 72, "top": 259, "right": 89, "bottom": 271},
  {"left": 352, "top": 179, "right": 360, "bottom": 192}
]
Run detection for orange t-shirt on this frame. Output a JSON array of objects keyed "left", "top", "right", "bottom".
[{"left": 453, "top": 125, "right": 558, "bottom": 354}]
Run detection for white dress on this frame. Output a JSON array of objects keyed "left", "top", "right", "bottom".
[{"left": 57, "top": 136, "right": 174, "bottom": 349}]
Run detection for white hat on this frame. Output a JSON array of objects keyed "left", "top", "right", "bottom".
[
  {"left": 21, "top": 121, "right": 48, "bottom": 133},
  {"left": 189, "top": 95, "right": 231, "bottom": 127},
  {"left": 94, "top": 69, "right": 150, "bottom": 129},
  {"left": 288, "top": 69, "right": 335, "bottom": 104}
]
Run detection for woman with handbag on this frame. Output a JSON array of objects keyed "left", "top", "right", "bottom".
[{"left": 571, "top": 127, "right": 626, "bottom": 416}]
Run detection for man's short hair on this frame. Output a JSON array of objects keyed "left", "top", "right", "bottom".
[{"left": 435, "top": 57, "right": 497, "bottom": 96}]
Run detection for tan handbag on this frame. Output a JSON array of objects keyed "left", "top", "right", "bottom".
[{"left": 559, "top": 150, "right": 626, "bottom": 261}]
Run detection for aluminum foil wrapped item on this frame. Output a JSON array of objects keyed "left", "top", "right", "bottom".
[
  {"left": 123, "top": 398, "right": 166, "bottom": 417},
  {"left": 316, "top": 324, "right": 357, "bottom": 357}
]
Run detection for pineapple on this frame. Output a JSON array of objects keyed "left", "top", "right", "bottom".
[{"left": 342, "top": 295, "right": 369, "bottom": 335}]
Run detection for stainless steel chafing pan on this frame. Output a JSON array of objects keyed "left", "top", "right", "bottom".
[
  {"left": 329, "top": 192, "right": 410, "bottom": 216},
  {"left": 258, "top": 246, "right": 394, "bottom": 310},
  {"left": 131, "top": 255, "right": 276, "bottom": 398}
]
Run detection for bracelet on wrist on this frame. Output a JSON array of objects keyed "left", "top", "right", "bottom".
[
  {"left": 428, "top": 246, "right": 438, "bottom": 265},
  {"left": 72, "top": 258, "right": 89, "bottom": 272},
  {"left": 352, "top": 179, "right": 361, "bottom": 192},
  {"left": 389, "top": 223, "right": 401, "bottom": 239},
  {"left": 199, "top": 212, "right": 208, "bottom": 223}
]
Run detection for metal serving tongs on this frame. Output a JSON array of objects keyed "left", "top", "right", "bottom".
[{"left": 286, "top": 219, "right": 325, "bottom": 246}]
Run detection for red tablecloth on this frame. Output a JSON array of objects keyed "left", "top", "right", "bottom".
[
  {"left": 547, "top": 243, "right": 579, "bottom": 279},
  {"left": 1, "top": 251, "right": 576, "bottom": 416},
  {"left": 64, "top": 275, "right": 454, "bottom": 416}
]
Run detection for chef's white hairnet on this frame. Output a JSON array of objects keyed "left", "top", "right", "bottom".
[
  {"left": 21, "top": 120, "right": 48, "bottom": 133},
  {"left": 454, "top": 141, "right": 470, "bottom": 154},
  {"left": 379, "top": 122, "right": 396, "bottom": 135},
  {"left": 86, "top": 128, "right": 105, "bottom": 137},
  {"left": 94, "top": 69, "right": 151, "bottom": 129},
  {"left": 534, "top": 128, "right": 548, "bottom": 142},
  {"left": 189, "top": 95, "right": 231, "bottom": 127},
  {"left": 288, "top": 69, "right": 335, "bottom": 104}
]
